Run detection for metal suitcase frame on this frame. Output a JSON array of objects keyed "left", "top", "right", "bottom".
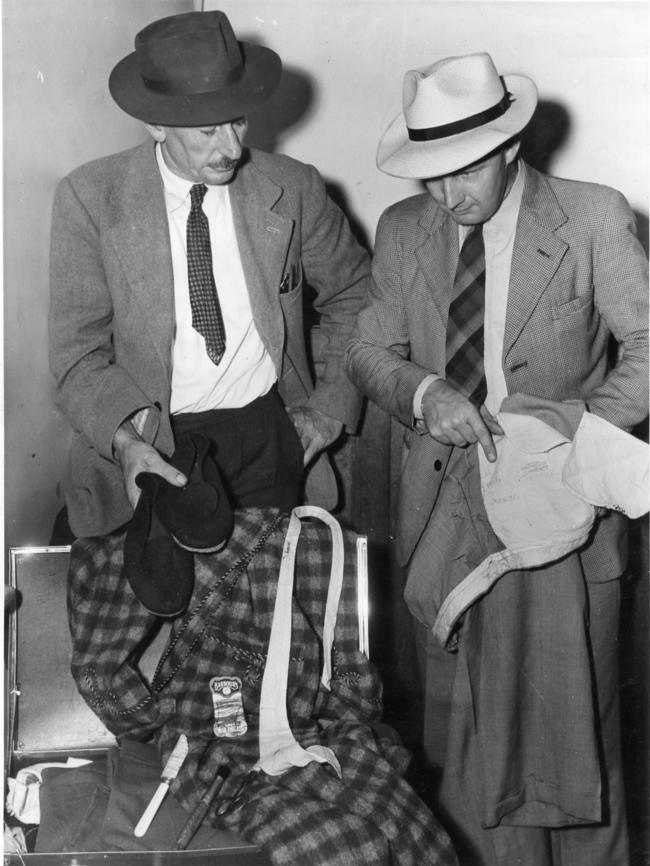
[
  {"left": 4, "top": 545, "right": 269, "bottom": 864},
  {"left": 5, "top": 540, "right": 369, "bottom": 864}
]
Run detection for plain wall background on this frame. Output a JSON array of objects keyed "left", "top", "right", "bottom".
[
  {"left": 3, "top": 0, "right": 648, "bottom": 548},
  {"left": 216, "top": 0, "right": 648, "bottom": 235},
  {"left": 3, "top": 0, "right": 194, "bottom": 549}
]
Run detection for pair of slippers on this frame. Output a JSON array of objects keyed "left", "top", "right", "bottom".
[{"left": 122, "top": 432, "right": 233, "bottom": 617}]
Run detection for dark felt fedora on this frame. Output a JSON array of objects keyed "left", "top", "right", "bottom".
[{"left": 109, "top": 10, "right": 282, "bottom": 126}]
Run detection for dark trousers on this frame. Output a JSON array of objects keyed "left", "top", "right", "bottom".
[{"left": 171, "top": 386, "right": 304, "bottom": 513}]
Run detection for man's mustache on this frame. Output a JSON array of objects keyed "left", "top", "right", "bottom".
[{"left": 211, "top": 157, "right": 240, "bottom": 171}]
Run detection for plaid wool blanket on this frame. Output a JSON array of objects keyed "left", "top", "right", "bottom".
[{"left": 68, "top": 506, "right": 457, "bottom": 865}]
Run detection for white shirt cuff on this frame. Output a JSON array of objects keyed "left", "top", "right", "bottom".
[{"left": 413, "top": 374, "right": 442, "bottom": 421}]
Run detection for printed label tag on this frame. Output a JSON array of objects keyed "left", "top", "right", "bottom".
[{"left": 210, "top": 676, "right": 248, "bottom": 738}]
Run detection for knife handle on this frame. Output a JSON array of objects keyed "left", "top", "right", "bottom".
[{"left": 134, "top": 781, "right": 169, "bottom": 837}]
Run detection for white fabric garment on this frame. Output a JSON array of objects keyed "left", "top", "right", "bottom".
[
  {"left": 433, "top": 411, "right": 650, "bottom": 646},
  {"left": 563, "top": 411, "right": 650, "bottom": 518},
  {"left": 256, "top": 506, "right": 344, "bottom": 778},
  {"left": 156, "top": 144, "right": 277, "bottom": 414},
  {"left": 4, "top": 824, "right": 27, "bottom": 854}
]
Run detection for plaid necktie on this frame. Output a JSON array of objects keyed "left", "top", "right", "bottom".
[
  {"left": 187, "top": 183, "right": 226, "bottom": 365},
  {"left": 445, "top": 225, "right": 487, "bottom": 405}
]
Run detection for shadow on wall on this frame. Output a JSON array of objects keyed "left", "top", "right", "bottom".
[
  {"left": 521, "top": 100, "right": 649, "bottom": 256},
  {"left": 325, "top": 181, "right": 372, "bottom": 253},
  {"left": 245, "top": 63, "right": 315, "bottom": 153},
  {"left": 519, "top": 100, "right": 571, "bottom": 174},
  {"left": 244, "top": 49, "right": 372, "bottom": 255}
]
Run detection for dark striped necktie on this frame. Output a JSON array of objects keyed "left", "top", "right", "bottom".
[
  {"left": 444, "top": 225, "right": 487, "bottom": 406},
  {"left": 186, "top": 183, "right": 226, "bottom": 365}
]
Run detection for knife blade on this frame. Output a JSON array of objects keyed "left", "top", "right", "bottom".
[{"left": 134, "top": 734, "right": 189, "bottom": 838}]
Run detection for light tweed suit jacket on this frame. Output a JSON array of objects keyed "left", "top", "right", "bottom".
[
  {"left": 49, "top": 142, "right": 370, "bottom": 537},
  {"left": 346, "top": 161, "right": 649, "bottom": 574}
]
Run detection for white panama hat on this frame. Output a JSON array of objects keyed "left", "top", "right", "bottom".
[{"left": 377, "top": 52, "right": 538, "bottom": 179}]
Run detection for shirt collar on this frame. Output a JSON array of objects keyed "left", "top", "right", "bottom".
[
  {"left": 483, "top": 159, "right": 525, "bottom": 238},
  {"left": 155, "top": 143, "right": 193, "bottom": 214},
  {"left": 155, "top": 143, "right": 231, "bottom": 216}
]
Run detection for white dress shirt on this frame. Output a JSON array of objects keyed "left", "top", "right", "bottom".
[
  {"left": 414, "top": 161, "right": 525, "bottom": 420},
  {"left": 156, "top": 144, "right": 277, "bottom": 414}
]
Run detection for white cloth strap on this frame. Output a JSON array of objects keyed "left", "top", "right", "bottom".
[{"left": 257, "top": 506, "right": 344, "bottom": 778}]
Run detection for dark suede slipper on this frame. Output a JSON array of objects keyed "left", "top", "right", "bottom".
[
  {"left": 122, "top": 473, "right": 195, "bottom": 617},
  {"left": 155, "top": 431, "right": 234, "bottom": 553}
]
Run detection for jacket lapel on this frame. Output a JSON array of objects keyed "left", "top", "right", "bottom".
[
  {"left": 415, "top": 200, "right": 459, "bottom": 326},
  {"left": 504, "top": 164, "right": 569, "bottom": 356},
  {"left": 108, "top": 142, "right": 175, "bottom": 377},
  {"left": 230, "top": 157, "right": 294, "bottom": 372}
]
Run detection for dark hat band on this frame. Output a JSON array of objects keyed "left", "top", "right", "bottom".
[
  {"left": 142, "top": 64, "right": 244, "bottom": 96},
  {"left": 408, "top": 83, "right": 513, "bottom": 142}
]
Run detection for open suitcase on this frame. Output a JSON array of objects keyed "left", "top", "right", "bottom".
[{"left": 4, "top": 541, "right": 370, "bottom": 863}]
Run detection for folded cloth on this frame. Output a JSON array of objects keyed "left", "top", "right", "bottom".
[
  {"left": 5, "top": 758, "right": 91, "bottom": 825},
  {"left": 36, "top": 759, "right": 107, "bottom": 852},
  {"left": 434, "top": 411, "right": 594, "bottom": 645},
  {"left": 563, "top": 410, "right": 650, "bottom": 518},
  {"left": 35, "top": 740, "right": 248, "bottom": 854},
  {"left": 434, "top": 396, "right": 649, "bottom": 646},
  {"left": 3, "top": 824, "right": 27, "bottom": 855}
]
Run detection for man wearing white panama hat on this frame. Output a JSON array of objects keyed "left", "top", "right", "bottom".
[{"left": 346, "top": 52, "right": 648, "bottom": 865}]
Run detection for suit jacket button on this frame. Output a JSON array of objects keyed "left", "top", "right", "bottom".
[{"left": 434, "top": 459, "right": 442, "bottom": 471}]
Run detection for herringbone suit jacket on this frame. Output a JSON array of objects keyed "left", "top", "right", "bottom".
[{"left": 50, "top": 142, "right": 370, "bottom": 537}]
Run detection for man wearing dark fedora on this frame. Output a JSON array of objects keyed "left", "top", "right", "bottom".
[
  {"left": 49, "top": 10, "right": 370, "bottom": 545},
  {"left": 346, "top": 52, "right": 648, "bottom": 865}
]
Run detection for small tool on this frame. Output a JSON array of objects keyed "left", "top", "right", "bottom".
[
  {"left": 134, "top": 734, "right": 189, "bottom": 838},
  {"left": 174, "top": 765, "right": 230, "bottom": 850},
  {"left": 214, "top": 766, "right": 260, "bottom": 818}
]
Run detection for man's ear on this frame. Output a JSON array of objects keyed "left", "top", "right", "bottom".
[
  {"left": 144, "top": 123, "right": 166, "bottom": 143},
  {"left": 504, "top": 138, "right": 521, "bottom": 165}
]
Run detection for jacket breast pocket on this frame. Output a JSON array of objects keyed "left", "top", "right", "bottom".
[
  {"left": 279, "top": 260, "right": 303, "bottom": 296},
  {"left": 548, "top": 290, "right": 599, "bottom": 381},
  {"left": 550, "top": 292, "right": 592, "bottom": 326}
]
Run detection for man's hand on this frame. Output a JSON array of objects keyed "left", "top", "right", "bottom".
[
  {"left": 421, "top": 379, "right": 503, "bottom": 462},
  {"left": 112, "top": 422, "right": 187, "bottom": 508},
  {"left": 286, "top": 405, "right": 343, "bottom": 466}
]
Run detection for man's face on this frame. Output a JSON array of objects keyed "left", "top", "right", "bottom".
[
  {"left": 150, "top": 117, "right": 248, "bottom": 185},
  {"left": 424, "top": 142, "right": 519, "bottom": 225}
]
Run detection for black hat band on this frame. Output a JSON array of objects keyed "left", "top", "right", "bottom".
[
  {"left": 408, "top": 83, "right": 513, "bottom": 142},
  {"left": 142, "top": 63, "right": 244, "bottom": 96}
]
